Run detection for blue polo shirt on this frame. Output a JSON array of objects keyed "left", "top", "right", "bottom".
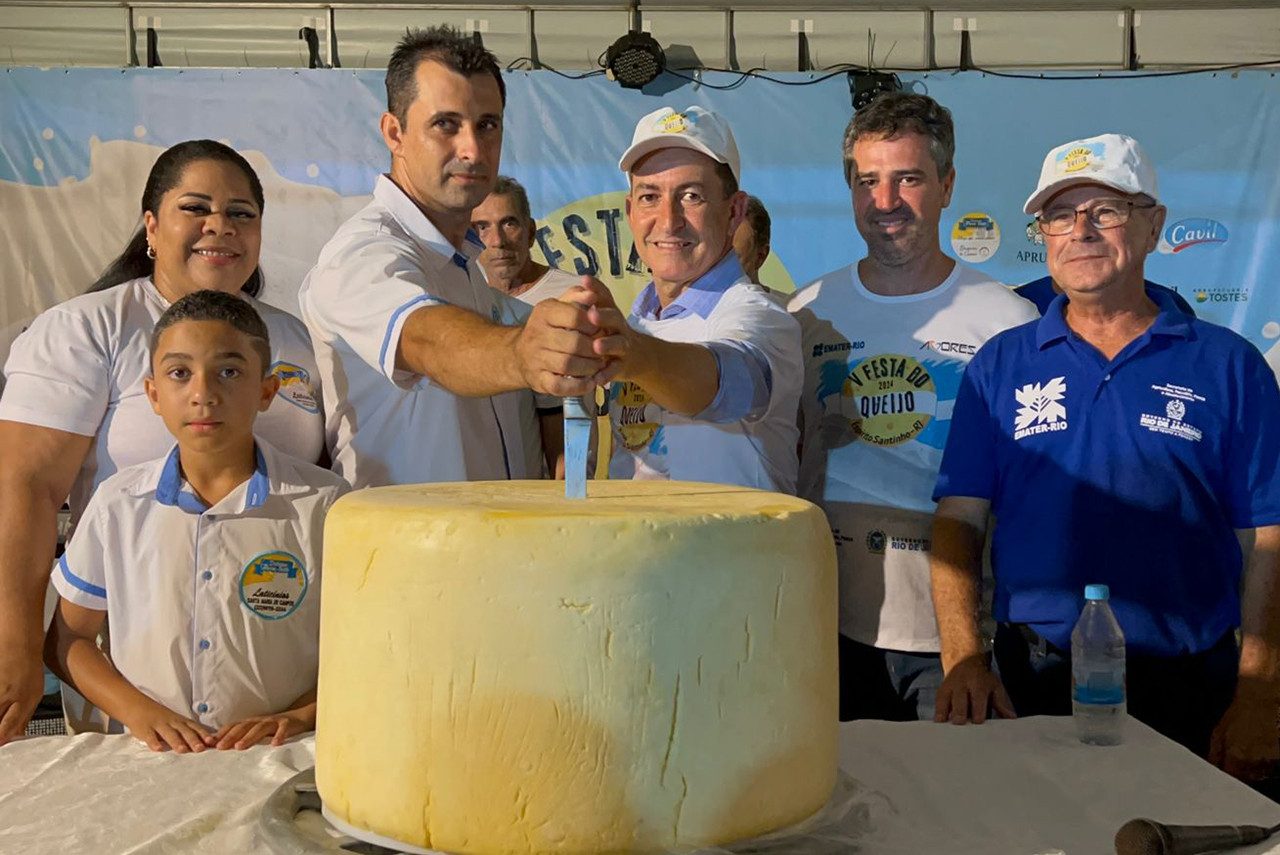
[
  {"left": 1015, "top": 276, "right": 1196, "bottom": 317},
  {"left": 934, "top": 286, "right": 1280, "bottom": 656}
]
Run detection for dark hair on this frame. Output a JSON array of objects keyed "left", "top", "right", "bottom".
[
  {"left": 89, "top": 140, "right": 266, "bottom": 296},
  {"left": 743, "top": 195, "right": 771, "bottom": 248},
  {"left": 386, "top": 26, "right": 506, "bottom": 123},
  {"left": 714, "top": 161, "right": 739, "bottom": 198},
  {"left": 842, "top": 92, "right": 955, "bottom": 187},
  {"left": 489, "top": 175, "right": 533, "bottom": 222},
  {"left": 149, "top": 289, "right": 272, "bottom": 377}
]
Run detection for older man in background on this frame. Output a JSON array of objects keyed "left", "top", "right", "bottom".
[{"left": 471, "top": 176, "right": 580, "bottom": 303}]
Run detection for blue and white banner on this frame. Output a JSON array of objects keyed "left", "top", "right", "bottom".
[{"left": 2, "top": 67, "right": 1278, "bottom": 371}]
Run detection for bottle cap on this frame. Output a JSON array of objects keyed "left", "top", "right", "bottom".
[{"left": 1084, "top": 584, "right": 1110, "bottom": 601}]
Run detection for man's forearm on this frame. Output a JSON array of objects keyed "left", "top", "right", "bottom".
[
  {"left": 625, "top": 335, "right": 719, "bottom": 417},
  {"left": 931, "top": 514, "right": 988, "bottom": 672},
  {"left": 397, "top": 305, "right": 525, "bottom": 396},
  {"left": 1236, "top": 525, "right": 1280, "bottom": 697}
]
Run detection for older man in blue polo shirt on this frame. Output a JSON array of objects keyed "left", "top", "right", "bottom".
[{"left": 929, "top": 133, "right": 1280, "bottom": 783}]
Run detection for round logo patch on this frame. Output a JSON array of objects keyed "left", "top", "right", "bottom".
[
  {"left": 837, "top": 354, "right": 937, "bottom": 447},
  {"left": 240, "top": 551, "right": 307, "bottom": 620},
  {"left": 613, "top": 382, "right": 660, "bottom": 451},
  {"left": 950, "top": 212, "right": 1001, "bottom": 263},
  {"left": 866, "top": 529, "right": 887, "bottom": 555},
  {"left": 658, "top": 112, "right": 690, "bottom": 134},
  {"left": 270, "top": 361, "right": 320, "bottom": 414}
]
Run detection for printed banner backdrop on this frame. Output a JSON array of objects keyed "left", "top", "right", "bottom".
[{"left": 2, "top": 66, "right": 1279, "bottom": 375}]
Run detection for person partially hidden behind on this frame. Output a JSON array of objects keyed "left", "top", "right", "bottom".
[{"left": 44, "top": 291, "right": 348, "bottom": 752}]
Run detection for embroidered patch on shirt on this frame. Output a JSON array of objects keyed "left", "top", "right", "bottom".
[
  {"left": 240, "top": 551, "right": 308, "bottom": 619},
  {"left": 270, "top": 361, "right": 320, "bottom": 414}
]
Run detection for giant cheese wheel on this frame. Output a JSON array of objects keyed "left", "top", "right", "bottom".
[{"left": 316, "top": 480, "right": 838, "bottom": 853}]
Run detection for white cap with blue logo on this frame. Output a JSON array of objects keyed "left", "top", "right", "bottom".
[
  {"left": 1023, "top": 133, "right": 1159, "bottom": 215},
  {"left": 618, "top": 106, "right": 741, "bottom": 183}
]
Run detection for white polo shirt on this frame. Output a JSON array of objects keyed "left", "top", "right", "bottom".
[
  {"left": 788, "top": 261, "right": 1038, "bottom": 651},
  {"left": 515, "top": 266, "right": 581, "bottom": 305},
  {"left": 0, "top": 277, "right": 325, "bottom": 523},
  {"left": 52, "top": 441, "right": 349, "bottom": 731},
  {"left": 299, "top": 175, "right": 538, "bottom": 489},
  {"left": 607, "top": 255, "right": 802, "bottom": 493}
]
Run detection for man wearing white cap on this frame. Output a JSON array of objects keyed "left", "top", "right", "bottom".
[
  {"left": 583, "top": 106, "right": 801, "bottom": 492},
  {"left": 930, "top": 132, "right": 1280, "bottom": 784},
  {"left": 787, "top": 92, "right": 1037, "bottom": 723}
]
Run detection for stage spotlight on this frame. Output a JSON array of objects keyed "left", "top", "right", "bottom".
[
  {"left": 850, "top": 71, "right": 902, "bottom": 111},
  {"left": 605, "top": 31, "right": 666, "bottom": 89}
]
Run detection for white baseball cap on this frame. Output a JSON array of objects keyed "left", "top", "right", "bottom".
[
  {"left": 1023, "top": 133, "right": 1158, "bottom": 215},
  {"left": 618, "top": 106, "right": 741, "bottom": 182}
]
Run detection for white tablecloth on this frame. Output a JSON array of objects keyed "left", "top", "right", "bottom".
[{"left": 2, "top": 715, "right": 1278, "bottom": 854}]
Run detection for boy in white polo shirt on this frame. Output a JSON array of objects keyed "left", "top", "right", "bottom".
[{"left": 44, "top": 291, "right": 348, "bottom": 752}]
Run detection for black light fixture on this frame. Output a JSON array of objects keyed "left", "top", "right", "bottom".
[
  {"left": 849, "top": 71, "right": 901, "bottom": 111},
  {"left": 604, "top": 5, "right": 665, "bottom": 90},
  {"left": 605, "top": 31, "right": 665, "bottom": 89}
]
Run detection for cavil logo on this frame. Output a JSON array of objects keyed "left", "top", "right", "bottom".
[{"left": 1157, "top": 218, "right": 1228, "bottom": 254}]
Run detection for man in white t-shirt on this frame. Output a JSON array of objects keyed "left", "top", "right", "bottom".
[
  {"left": 299, "top": 27, "right": 606, "bottom": 489},
  {"left": 472, "top": 176, "right": 581, "bottom": 304},
  {"left": 586, "top": 106, "right": 801, "bottom": 493},
  {"left": 788, "top": 92, "right": 1038, "bottom": 721}
]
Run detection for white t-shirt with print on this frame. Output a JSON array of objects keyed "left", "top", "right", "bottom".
[
  {"left": 609, "top": 279, "right": 802, "bottom": 493},
  {"left": 0, "top": 277, "right": 325, "bottom": 523},
  {"left": 789, "top": 261, "right": 1038, "bottom": 651}
]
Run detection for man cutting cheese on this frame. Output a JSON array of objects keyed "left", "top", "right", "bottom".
[{"left": 576, "top": 106, "right": 802, "bottom": 493}]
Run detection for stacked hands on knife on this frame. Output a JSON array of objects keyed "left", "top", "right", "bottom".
[{"left": 515, "top": 276, "right": 641, "bottom": 398}]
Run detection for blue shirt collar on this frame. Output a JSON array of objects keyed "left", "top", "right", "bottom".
[
  {"left": 1036, "top": 282, "right": 1192, "bottom": 350},
  {"left": 631, "top": 253, "right": 745, "bottom": 321},
  {"left": 155, "top": 444, "right": 271, "bottom": 513}
]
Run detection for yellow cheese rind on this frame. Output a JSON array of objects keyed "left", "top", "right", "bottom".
[{"left": 316, "top": 481, "right": 838, "bottom": 854}]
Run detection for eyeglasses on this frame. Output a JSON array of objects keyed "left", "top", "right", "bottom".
[{"left": 1036, "top": 199, "right": 1156, "bottom": 236}]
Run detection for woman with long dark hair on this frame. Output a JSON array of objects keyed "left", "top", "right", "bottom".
[{"left": 0, "top": 140, "right": 325, "bottom": 741}]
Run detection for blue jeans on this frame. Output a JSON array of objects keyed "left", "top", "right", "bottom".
[{"left": 838, "top": 634, "right": 944, "bottom": 722}]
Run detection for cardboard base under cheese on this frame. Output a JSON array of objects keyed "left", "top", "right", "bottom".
[{"left": 315, "top": 481, "right": 838, "bottom": 854}]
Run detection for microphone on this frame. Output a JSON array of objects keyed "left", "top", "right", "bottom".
[{"left": 1114, "top": 818, "right": 1279, "bottom": 855}]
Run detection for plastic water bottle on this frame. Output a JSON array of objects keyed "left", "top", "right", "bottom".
[{"left": 1070, "top": 584, "right": 1126, "bottom": 745}]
